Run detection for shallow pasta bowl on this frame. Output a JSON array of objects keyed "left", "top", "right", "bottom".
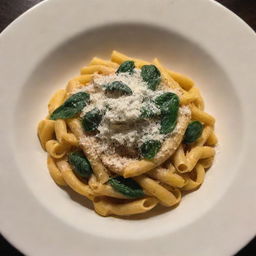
[{"left": 0, "top": 0, "right": 256, "bottom": 255}]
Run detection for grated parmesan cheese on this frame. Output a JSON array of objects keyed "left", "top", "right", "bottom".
[{"left": 75, "top": 69, "right": 190, "bottom": 156}]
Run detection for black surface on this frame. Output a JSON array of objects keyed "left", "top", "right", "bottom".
[{"left": 0, "top": 0, "right": 255, "bottom": 255}]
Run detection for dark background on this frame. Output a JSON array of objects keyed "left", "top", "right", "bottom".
[{"left": 0, "top": 0, "right": 255, "bottom": 255}]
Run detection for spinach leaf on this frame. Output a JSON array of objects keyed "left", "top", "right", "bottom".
[
  {"left": 50, "top": 92, "right": 90, "bottom": 120},
  {"left": 116, "top": 60, "right": 135, "bottom": 74},
  {"left": 154, "top": 92, "right": 176, "bottom": 107},
  {"left": 82, "top": 108, "right": 103, "bottom": 132},
  {"left": 104, "top": 81, "right": 132, "bottom": 96},
  {"left": 68, "top": 151, "right": 92, "bottom": 178},
  {"left": 108, "top": 176, "right": 144, "bottom": 198},
  {"left": 183, "top": 121, "right": 203, "bottom": 144},
  {"left": 140, "top": 140, "right": 161, "bottom": 159},
  {"left": 159, "top": 94, "right": 179, "bottom": 134},
  {"left": 141, "top": 65, "right": 161, "bottom": 90}
]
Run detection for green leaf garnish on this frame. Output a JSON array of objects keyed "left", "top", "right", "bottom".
[
  {"left": 159, "top": 94, "right": 179, "bottom": 134},
  {"left": 68, "top": 151, "right": 92, "bottom": 178},
  {"left": 141, "top": 65, "right": 161, "bottom": 91},
  {"left": 108, "top": 176, "right": 144, "bottom": 198},
  {"left": 50, "top": 92, "right": 90, "bottom": 120},
  {"left": 82, "top": 108, "right": 103, "bottom": 132},
  {"left": 116, "top": 60, "right": 135, "bottom": 74},
  {"left": 140, "top": 140, "right": 161, "bottom": 159},
  {"left": 104, "top": 81, "right": 132, "bottom": 96},
  {"left": 183, "top": 121, "right": 203, "bottom": 144},
  {"left": 154, "top": 92, "right": 176, "bottom": 107}
]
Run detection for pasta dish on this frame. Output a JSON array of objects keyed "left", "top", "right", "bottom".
[{"left": 37, "top": 51, "right": 217, "bottom": 217}]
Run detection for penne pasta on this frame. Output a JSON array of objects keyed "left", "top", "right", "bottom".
[
  {"left": 73, "top": 74, "right": 93, "bottom": 84},
  {"left": 37, "top": 119, "right": 55, "bottom": 150},
  {"left": 89, "top": 175, "right": 130, "bottom": 199},
  {"left": 186, "top": 146, "right": 215, "bottom": 172},
  {"left": 193, "top": 126, "right": 213, "bottom": 147},
  {"left": 89, "top": 57, "right": 119, "bottom": 68},
  {"left": 80, "top": 65, "right": 115, "bottom": 75},
  {"left": 199, "top": 157, "right": 214, "bottom": 169},
  {"left": 55, "top": 119, "right": 79, "bottom": 146},
  {"left": 134, "top": 175, "right": 180, "bottom": 207},
  {"left": 111, "top": 50, "right": 149, "bottom": 68},
  {"left": 180, "top": 87, "right": 204, "bottom": 110},
  {"left": 148, "top": 166, "right": 186, "bottom": 188},
  {"left": 47, "top": 155, "right": 66, "bottom": 186},
  {"left": 66, "top": 80, "right": 84, "bottom": 95},
  {"left": 190, "top": 104, "right": 215, "bottom": 126},
  {"left": 168, "top": 70, "right": 194, "bottom": 91},
  {"left": 182, "top": 164, "right": 205, "bottom": 191},
  {"left": 153, "top": 58, "right": 182, "bottom": 91},
  {"left": 45, "top": 139, "right": 70, "bottom": 159},
  {"left": 172, "top": 144, "right": 189, "bottom": 173},
  {"left": 93, "top": 197, "right": 158, "bottom": 216},
  {"left": 206, "top": 131, "right": 218, "bottom": 146},
  {"left": 56, "top": 159, "right": 94, "bottom": 200},
  {"left": 48, "top": 89, "right": 66, "bottom": 114}
]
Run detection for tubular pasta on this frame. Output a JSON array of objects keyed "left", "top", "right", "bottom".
[
  {"left": 56, "top": 159, "right": 94, "bottom": 200},
  {"left": 186, "top": 146, "right": 215, "bottom": 172},
  {"left": 80, "top": 65, "right": 115, "bottom": 75},
  {"left": 73, "top": 74, "right": 93, "bottom": 84},
  {"left": 66, "top": 80, "right": 84, "bottom": 95},
  {"left": 111, "top": 50, "right": 149, "bottom": 68},
  {"left": 199, "top": 157, "right": 214, "bottom": 169},
  {"left": 47, "top": 155, "right": 66, "bottom": 186},
  {"left": 45, "top": 140, "right": 70, "bottom": 159},
  {"left": 193, "top": 126, "right": 213, "bottom": 147},
  {"left": 37, "top": 120, "right": 55, "bottom": 150},
  {"left": 93, "top": 197, "right": 158, "bottom": 216},
  {"left": 182, "top": 164, "right": 205, "bottom": 191},
  {"left": 153, "top": 58, "right": 182, "bottom": 91},
  {"left": 206, "top": 131, "right": 218, "bottom": 146},
  {"left": 172, "top": 144, "right": 189, "bottom": 173},
  {"left": 55, "top": 119, "right": 78, "bottom": 146},
  {"left": 148, "top": 166, "right": 186, "bottom": 188},
  {"left": 89, "top": 57, "right": 119, "bottom": 68},
  {"left": 48, "top": 89, "right": 66, "bottom": 114},
  {"left": 134, "top": 175, "right": 180, "bottom": 207},
  {"left": 190, "top": 104, "right": 215, "bottom": 126},
  {"left": 89, "top": 175, "right": 130, "bottom": 199},
  {"left": 168, "top": 70, "right": 194, "bottom": 91},
  {"left": 180, "top": 87, "right": 204, "bottom": 110}
]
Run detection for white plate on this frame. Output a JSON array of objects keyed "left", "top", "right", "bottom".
[{"left": 0, "top": 0, "right": 255, "bottom": 255}]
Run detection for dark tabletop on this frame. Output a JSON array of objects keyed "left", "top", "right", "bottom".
[{"left": 0, "top": 0, "right": 255, "bottom": 255}]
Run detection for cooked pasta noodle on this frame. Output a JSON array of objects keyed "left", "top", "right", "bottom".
[
  {"left": 56, "top": 159, "right": 94, "bottom": 200},
  {"left": 93, "top": 197, "right": 158, "bottom": 217},
  {"left": 37, "top": 51, "right": 217, "bottom": 217},
  {"left": 37, "top": 120, "right": 55, "bottom": 150},
  {"left": 134, "top": 175, "right": 180, "bottom": 207},
  {"left": 80, "top": 65, "right": 115, "bottom": 75},
  {"left": 45, "top": 140, "right": 70, "bottom": 159},
  {"left": 47, "top": 155, "right": 67, "bottom": 186},
  {"left": 148, "top": 166, "right": 186, "bottom": 188},
  {"left": 182, "top": 164, "right": 205, "bottom": 191},
  {"left": 48, "top": 89, "right": 66, "bottom": 114},
  {"left": 190, "top": 104, "right": 215, "bottom": 126}
]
